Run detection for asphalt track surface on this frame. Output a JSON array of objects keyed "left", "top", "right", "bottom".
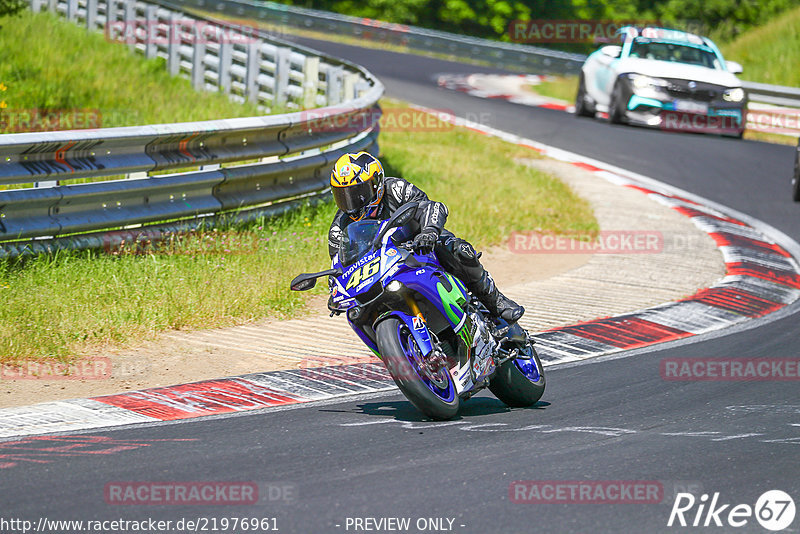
[{"left": 3, "top": 39, "right": 798, "bottom": 534}]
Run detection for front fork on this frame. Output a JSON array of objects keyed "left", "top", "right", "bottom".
[{"left": 374, "top": 291, "right": 435, "bottom": 360}]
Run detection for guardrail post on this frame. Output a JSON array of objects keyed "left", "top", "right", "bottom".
[
  {"left": 343, "top": 73, "right": 357, "bottom": 101},
  {"left": 144, "top": 4, "right": 157, "bottom": 59},
  {"left": 30, "top": 0, "right": 43, "bottom": 13},
  {"left": 124, "top": 0, "right": 136, "bottom": 52},
  {"left": 47, "top": 0, "right": 57, "bottom": 13},
  {"left": 326, "top": 66, "right": 343, "bottom": 106},
  {"left": 302, "top": 56, "right": 319, "bottom": 109},
  {"left": 219, "top": 41, "right": 233, "bottom": 94},
  {"left": 66, "top": 0, "right": 77, "bottom": 21},
  {"left": 274, "top": 47, "right": 291, "bottom": 106},
  {"left": 354, "top": 81, "right": 369, "bottom": 98},
  {"left": 167, "top": 12, "right": 180, "bottom": 76},
  {"left": 192, "top": 41, "right": 206, "bottom": 90},
  {"left": 107, "top": 0, "right": 117, "bottom": 26},
  {"left": 86, "top": 0, "right": 97, "bottom": 30},
  {"left": 245, "top": 41, "right": 261, "bottom": 104}
]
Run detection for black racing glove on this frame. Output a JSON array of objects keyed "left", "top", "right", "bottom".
[{"left": 412, "top": 230, "right": 438, "bottom": 254}]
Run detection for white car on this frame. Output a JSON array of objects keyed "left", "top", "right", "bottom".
[{"left": 575, "top": 27, "right": 746, "bottom": 137}]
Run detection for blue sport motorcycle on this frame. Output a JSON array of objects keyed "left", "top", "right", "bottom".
[{"left": 290, "top": 203, "right": 545, "bottom": 420}]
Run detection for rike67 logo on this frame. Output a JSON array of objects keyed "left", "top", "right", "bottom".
[{"left": 668, "top": 490, "right": 795, "bottom": 531}]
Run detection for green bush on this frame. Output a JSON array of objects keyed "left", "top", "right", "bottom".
[{"left": 0, "top": 0, "right": 25, "bottom": 20}]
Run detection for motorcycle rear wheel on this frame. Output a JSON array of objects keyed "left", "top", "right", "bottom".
[
  {"left": 376, "top": 318, "right": 460, "bottom": 420},
  {"left": 489, "top": 343, "right": 546, "bottom": 407}
]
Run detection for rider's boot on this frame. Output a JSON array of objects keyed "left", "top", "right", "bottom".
[{"left": 466, "top": 271, "right": 525, "bottom": 323}]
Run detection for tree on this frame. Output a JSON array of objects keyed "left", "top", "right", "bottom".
[{"left": 0, "top": 0, "right": 27, "bottom": 24}]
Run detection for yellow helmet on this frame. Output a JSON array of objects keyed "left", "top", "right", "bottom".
[{"left": 330, "top": 152, "right": 385, "bottom": 221}]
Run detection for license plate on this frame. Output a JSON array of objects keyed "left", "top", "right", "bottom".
[{"left": 675, "top": 100, "right": 708, "bottom": 114}]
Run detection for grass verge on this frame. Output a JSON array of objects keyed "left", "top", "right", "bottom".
[
  {"left": 720, "top": 5, "right": 800, "bottom": 89},
  {"left": 743, "top": 130, "right": 798, "bottom": 146},
  {"left": 527, "top": 76, "right": 578, "bottom": 104},
  {"left": 0, "top": 99, "right": 597, "bottom": 364},
  {"left": 0, "top": 10, "right": 264, "bottom": 133}
]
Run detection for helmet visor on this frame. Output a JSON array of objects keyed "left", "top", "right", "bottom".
[{"left": 332, "top": 179, "right": 374, "bottom": 214}]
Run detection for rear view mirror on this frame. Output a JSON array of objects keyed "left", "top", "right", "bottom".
[
  {"left": 290, "top": 274, "right": 317, "bottom": 291},
  {"left": 601, "top": 45, "right": 622, "bottom": 58},
  {"left": 726, "top": 60, "right": 743, "bottom": 74},
  {"left": 373, "top": 202, "right": 419, "bottom": 249},
  {"left": 290, "top": 268, "right": 342, "bottom": 291}
]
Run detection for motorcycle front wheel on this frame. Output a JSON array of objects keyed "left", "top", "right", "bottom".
[{"left": 376, "top": 317, "right": 460, "bottom": 420}]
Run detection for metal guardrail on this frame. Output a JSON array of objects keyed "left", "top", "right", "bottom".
[
  {"left": 171, "top": 0, "right": 587, "bottom": 76},
  {"left": 0, "top": 0, "right": 383, "bottom": 256},
  {"left": 742, "top": 81, "right": 800, "bottom": 108},
  {"left": 5, "top": 1, "right": 798, "bottom": 256},
  {"left": 31, "top": 0, "right": 373, "bottom": 110},
  {"left": 187, "top": 0, "right": 800, "bottom": 109}
]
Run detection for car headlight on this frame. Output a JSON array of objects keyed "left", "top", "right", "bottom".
[
  {"left": 723, "top": 87, "right": 745, "bottom": 102},
  {"left": 630, "top": 74, "right": 669, "bottom": 90}
]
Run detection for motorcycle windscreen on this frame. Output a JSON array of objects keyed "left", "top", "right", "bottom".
[{"left": 339, "top": 219, "right": 381, "bottom": 267}]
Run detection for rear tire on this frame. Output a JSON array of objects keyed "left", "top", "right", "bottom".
[
  {"left": 376, "top": 318, "right": 460, "bottom": 420},
  {"left": 575, "top": 74, "right": 594, "bottom": 118},
  {"left": 489, "top": 343, "right": 546, "bottom": 408}
]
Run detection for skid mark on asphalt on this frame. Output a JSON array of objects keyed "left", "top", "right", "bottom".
[
  {"left": 338, "top": 419, "right": 796, "bottom": 444},
  {"left": 0, "top": 435, "right": 196, "bottom": 470}
]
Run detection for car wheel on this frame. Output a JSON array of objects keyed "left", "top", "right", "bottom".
[
  {"left": 609, "top": 82, "right": 625, "bottom": 124},
  {"left": 574, "top": 74, "right": 594, "bottom": 118}
]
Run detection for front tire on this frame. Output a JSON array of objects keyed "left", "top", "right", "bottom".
[
  {"left": 609, "top": 82, "right": 626, "bottom": 124},
  {"left": 575, "top": 74, "right": 594, "bottom": 118},
  {"left": 489, "top": 343, "right": 546, "bottom": 407},
  {"left": 376, "top": 318, "right": 460, "bottom": 420}
]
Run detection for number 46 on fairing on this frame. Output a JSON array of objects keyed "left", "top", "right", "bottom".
[{"left": 345, "top": 258, "right": 380, "bottom": 290}]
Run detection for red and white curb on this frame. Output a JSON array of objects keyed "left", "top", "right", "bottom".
[
  {"left": 437, "top": 73, "right": 573, "bottom": 112},
  {"left": 0, "top": 111, "right": 798, "bottom": 439}
]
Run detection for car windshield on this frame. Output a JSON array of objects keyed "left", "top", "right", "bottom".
[
  {"left": 339, "top": 220, "right": 382, "bottom": 267},
  {"left": 629, "top": 40, "right": 720, "bottom": 69}
]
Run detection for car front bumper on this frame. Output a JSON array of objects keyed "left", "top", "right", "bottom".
[{"left": 617, "top": 76, "right": 746, "bottom": 134}]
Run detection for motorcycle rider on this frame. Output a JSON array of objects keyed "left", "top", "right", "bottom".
[{"left": 327, "top": 151, "right": 524, "bottom": 323}]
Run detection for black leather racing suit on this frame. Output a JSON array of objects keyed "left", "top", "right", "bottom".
[{"left": 327, "top": 176, "right": 523, "bottom": 322}]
